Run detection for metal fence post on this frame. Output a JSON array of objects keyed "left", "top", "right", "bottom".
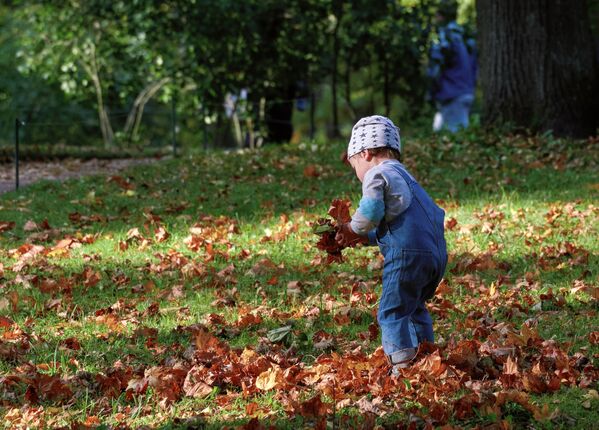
[
  {"left": 203, "top": 105, "right": 208, "bottom": 151},
  {"left": 309, "top": 90, "right": 316, "bottom": 140},
  {"left": 14, "top": 118, "right": 21, "bottom": 190},
  {"left": 171, "top": 96, "right": 177, "bottom": 157}
]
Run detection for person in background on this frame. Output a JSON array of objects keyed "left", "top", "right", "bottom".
[{"left": 427, "top": 1, "right": 476, "bottom": 133}]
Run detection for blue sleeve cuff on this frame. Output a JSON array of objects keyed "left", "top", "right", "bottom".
[{"left": 367, "top": 229, "right": 378, "bottom": 246}]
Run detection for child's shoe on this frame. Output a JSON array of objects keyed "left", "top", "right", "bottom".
[{"left": 387, "top": 347, "right": 417, "bottom": 376}]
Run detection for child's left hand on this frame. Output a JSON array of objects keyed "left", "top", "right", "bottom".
[{"left": 336, "top": 223, "right": 367, "bottom": 247}]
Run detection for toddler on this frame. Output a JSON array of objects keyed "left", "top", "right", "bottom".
[{"left": 336, "top": 115, "right": 447, "bottom": 374}]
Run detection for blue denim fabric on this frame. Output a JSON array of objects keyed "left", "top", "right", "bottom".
[
  {"left": 436, "top": 93, "right": 474, "bottom": 132},
  {"left": 369, "top": 164, "right": 447, "bottom": 355}
]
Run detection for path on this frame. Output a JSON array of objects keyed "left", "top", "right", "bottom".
[{"left": 0, "top": 158, "right": 155, "bottom": 194}]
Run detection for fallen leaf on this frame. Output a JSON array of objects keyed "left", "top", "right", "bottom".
[{"left": 256, "top": 368, "right": 281, "bottom": 391}]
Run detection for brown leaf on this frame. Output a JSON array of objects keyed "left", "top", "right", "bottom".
[
  {"left": 30, "top": 372, "right": 73, "bottom": 403},
  {"left": 522, "top": 372, "right": 548, "bottom": 393},
  {"left": 154, "top": 226, "right": 170, "bottom": 243},
  {"left": 0, "top": 221, "right": 15, "bottom": 233},
  {"left": 255, "top": 367, "right": 282, "bottom": 391},
  {"left": 183, "top": 365, "right": 214, "bottom": 398},
  {"left": 453, "top": 392, "right": 480, "bottom": 420},
  {"left": 327, "top": 199, "right": 352, "bottom": 224},
  {"left": 60, "top": 337, "right": 81, "bottom": 350},
  {"left": 108, "top": 175, "right": 135, "bottom": 190},
  {"left": 292, "top": 394, "right": 330, "bottom": 419},
  {"left": 53, "top": 237, "right": 79, "bottom": 251},
  {"left": 126, "top": 377, "right": 149, "bottom": 395},
  {"left": 445, "top": 217, "right": 458, "bottom": 231},
  {"left": 23, "top": 220, "right": 39, "bottom": 232},
  {"left": 356, "top": 395, "right": 382, "bottom": 415},
  {"left": 82, "top": 267, "right": 102, "bottom": 288},
  {"left": 503, "top": 356, "right": 519, "bottom": 375},
  {"left": 0, "top": 316, "right": 14, "bottom": 328},
  {"left": 313, "top": 331, "right": 335, "bottom": 350},
  {"left": 303, "top": 165, "right": 320, "bottom": 178}
]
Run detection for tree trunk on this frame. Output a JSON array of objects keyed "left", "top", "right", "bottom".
[
  {"left": 80, "top": 43, "right": 114, "bottom": 148},
  {"left": 343, "top": 52, "right": 357, "bottom": 122},
  {"left": 477, "top": 0, "right": 599, "bottom": 137},
  {"left": 383, "top": 56, "right": 390, "bottom": 117},
  {"left": 232, "top": 111, "right": 243, "bottom": 147},
  {"left": 330, "top": 0, "right": 342, "bottom": 138},
  {"left": 124, "top": 77, "right": 171, "bottom": 142}
]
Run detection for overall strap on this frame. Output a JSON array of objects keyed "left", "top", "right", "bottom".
[
  {"left": 392, "top": 163, "right": 443, "bottom": 253},
  {"left": 391, "top": 163, "right": 416, "bottom": 190}
]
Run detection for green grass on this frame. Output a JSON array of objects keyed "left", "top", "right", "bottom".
[{"left": 0, "top": 130, "right": 597, "bottom": 429}]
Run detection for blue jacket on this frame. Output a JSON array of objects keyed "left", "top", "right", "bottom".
[{"left": 428, "top": 22, "right": 476, "bottom": 103}]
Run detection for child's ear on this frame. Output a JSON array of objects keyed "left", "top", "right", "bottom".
[{"left": 364, "top": 150, "right": 374, "bottom": 161}]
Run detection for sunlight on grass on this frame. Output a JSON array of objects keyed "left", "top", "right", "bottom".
[{"left": 0, "top": 133, "right": 597, "bottom": 428}]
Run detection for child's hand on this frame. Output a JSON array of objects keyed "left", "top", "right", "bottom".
[{"left": 335, "top": 223, "right": 367, "bottom": 247}]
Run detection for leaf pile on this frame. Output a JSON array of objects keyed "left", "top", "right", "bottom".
[{"left": 312, "top": 198, "right": 353, "bottom": 263}]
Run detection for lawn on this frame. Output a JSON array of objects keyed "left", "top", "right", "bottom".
[{"left": 0, "top": 131, "right": 597, "bottom": 429}]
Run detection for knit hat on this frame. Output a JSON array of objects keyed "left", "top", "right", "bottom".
[{"left": 347, "top": 115, "right": 401, "bottom": 159}]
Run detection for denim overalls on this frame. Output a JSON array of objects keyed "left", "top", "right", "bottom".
[{"left": 371, "top": 164, "right": 447, "bottom": 355}]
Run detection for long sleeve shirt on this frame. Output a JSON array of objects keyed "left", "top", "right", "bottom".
[{"left": 350, "top": 160, "right": 413, "bottom": 240}]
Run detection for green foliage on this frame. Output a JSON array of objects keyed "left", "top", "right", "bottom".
[
  {"left": 0, "top": 0, "right": 480, "bottom": 149},
  {"left": 15, "top": 1, "right": 170, "bottom": 101}
]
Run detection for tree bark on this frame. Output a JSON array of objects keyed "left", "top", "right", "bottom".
[
  {"left": 80, "top": 42, "right": 114, "bottom": 148},
  {"left": 124, "top": 77, "right": 171, "bottom": 141},
  {"left": 330, "top": 0, "right": 342, "bottom": 138},
  {"left": 343, "top": 54, "right": 357, "bottom": 122},
  {"left": 383, "top": 56, "right": 390, "bottom": 117},
  {"left": 477, "top": 0, "right": 599, "bottom": 137}
]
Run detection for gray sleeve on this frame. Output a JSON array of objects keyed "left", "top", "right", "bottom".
[
  {"left": 350, "top": 168, "right": 387, "bottom": 235},
  {"left": 383, "top": 169, "right": 412, "bottom": 222}
]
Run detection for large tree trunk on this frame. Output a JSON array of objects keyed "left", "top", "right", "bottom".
[{"left": 477, "top": 0, "right": 599, "bottom": 137}]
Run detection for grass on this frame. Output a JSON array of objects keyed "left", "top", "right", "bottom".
[{"left": 0, "top": 129, "right": 597, "bottom": 429}]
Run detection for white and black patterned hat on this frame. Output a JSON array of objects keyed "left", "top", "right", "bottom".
[{"left": 347, "top": 115, "right": 401, "bottom": 159}]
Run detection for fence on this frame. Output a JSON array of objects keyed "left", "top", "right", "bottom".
[
  {"left": 0, "top": 94, "right": 323, "bottom": 191},
  {"left": 1, "top": 93, "right": 320, "bottom": 151}
]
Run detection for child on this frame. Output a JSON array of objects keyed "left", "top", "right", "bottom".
[{"left": 336, "top": 115, "right": 447, "bottom": 374}]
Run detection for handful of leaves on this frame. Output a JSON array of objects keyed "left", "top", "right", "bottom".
[{"left": 312, "top": 198, "right": 353, "bottom": 264}]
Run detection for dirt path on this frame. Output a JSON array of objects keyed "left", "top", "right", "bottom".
[{"left": 0, "top": 158, "right": 156, "bottom": 194}]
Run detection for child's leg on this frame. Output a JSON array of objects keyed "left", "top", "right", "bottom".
[
  {"left": 378, "top": 263, "right": 422, "bottom": 355},
  {"left": 411, "top": 303, "right": 434, "bottom": 344},
  {"left": 378, "top": 249, "right": 441, "bottom": 358},
  {"left": 378, "top": 294, "right": 419, "bottom": 370},
  {"left": 378, "top": 312, "right": 420, "bottom": 355}
]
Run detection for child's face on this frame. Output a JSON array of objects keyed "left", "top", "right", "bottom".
[{"left": 348, "top": 151, "right": 373, "bottom": 183}]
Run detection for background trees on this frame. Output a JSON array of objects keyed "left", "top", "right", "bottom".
[
  {"left": 14, "top": 1, "right": 175, "bottom": 147},
  {"left": 1, "top": 0, "right": 597, "bottom": 150}
]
